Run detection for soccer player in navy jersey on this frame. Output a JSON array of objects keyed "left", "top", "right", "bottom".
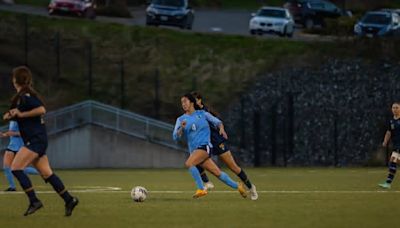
[
  {"left": 191, "top": 92, "right": 258, "bottom": 200},
  {"left": 173, "top": 93, "right": 247, "bottom": 198},
  {"left": 3, "top": 66, "right": 78, "bottom": 216},
  {"left": 1, "top": 120, "right": 39, "bottom": 191},
  {"left": 379, "top": 102, "right": 400, "bottom": 189}
]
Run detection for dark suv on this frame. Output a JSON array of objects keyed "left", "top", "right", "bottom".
[
  {"left": 146, "top": 0, "right": 194, "bottom": 29},
  {"left": 354, "top": 10, "right": 400, "bottom": 37},
  {"left": 284, "top": 0, "right": 347, "bottom": 28}
]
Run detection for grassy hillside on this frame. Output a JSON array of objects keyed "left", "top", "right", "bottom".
[
  {"left": 1, "top": 10, "right": 399, "bottom": 123},
  {"left": 0, "top": 11, "right": 317, "bottom": 122}
]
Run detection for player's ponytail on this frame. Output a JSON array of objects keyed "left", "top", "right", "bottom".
[
  {"left": 191, "top": 91, "right": 220, "bottom": 117},
  {"left": 10, "top": 66, "right": 45, "bottom": 108}
]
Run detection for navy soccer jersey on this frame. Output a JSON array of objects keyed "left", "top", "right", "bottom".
[
  {"left": 15, "top": 94, "right": 48, "bottom": 155},
  {"left": 201, "top": 106, "right": 227, "bottom": 151},
  {"left": 388, "top": 117, "right": 400, "bottom": 150}
]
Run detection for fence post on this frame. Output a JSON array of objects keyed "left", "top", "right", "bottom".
[
  {"left": 287, "top": 93, "right": 294, "bottom": 162},
  {"left": 253, "top": 110, "right": 261, "bottom": 167},
  {"left": 192, "top": 74, "right": 197, "bottom": 91},
  {"left": 240, "top": 96, "right": 246, "bottom": 150},
  {"left": 55, "top": 31, "right": 60, "bottom": 80},
  {"left": 23, "top": 14, "right": 28, "bottom": 66},
  {"left": 154, "top": 68, "right": 160, "bottom": 119},
  {"left": 333, "top": 111, "right": 339, "bottom": 166},
  {"left": 120, "top": 59, "right": 125, "bottom": 109},
  {"left": 87, "top": 41, "right": 93, "bottom": 97},
  {"left": 270, "top": 104, "right": 277, "bottom": 166}
]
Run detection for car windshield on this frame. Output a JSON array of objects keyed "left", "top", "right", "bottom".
[
  {"left": 362, "top": 13, "right": 391, "bottom": 25},
  {"left": 258, "top": 9, "right": 286, "bottom": 18},
  {"left": 152, "top": 0, "right": 184, "bottom": 7}
]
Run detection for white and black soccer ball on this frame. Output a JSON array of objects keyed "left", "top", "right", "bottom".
[{"left": 131, "top": 186, "right": 148, "bottom": 202}]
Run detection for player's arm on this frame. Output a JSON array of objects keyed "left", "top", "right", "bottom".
[
  {"left": 205, "top": 112, "right": 228, "bottom": 139},
  {"left": 0, "top": 131, "right": 20, "bottom": 137},
  {"left": 3, "top": 111, "right": 12, "bottom": 120},
  {"left": 9, "top": 106, "right": 46, "bottom": 118},
  {"left": 383, "top": 130, "right": 391, "bottom": 147},
  {"left": 173, "top": 119, "right": 186, "bottom": 141}
]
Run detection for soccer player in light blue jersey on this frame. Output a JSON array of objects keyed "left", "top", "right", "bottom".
[
  {"left": 173, "top": 93, "right": 247, "bottom": 198},
  {"left": 191, "top": 91, "right": 258, "bottom": 200},
  {"left": 1, "top": 120, "right": 39, "bottom": 191}
]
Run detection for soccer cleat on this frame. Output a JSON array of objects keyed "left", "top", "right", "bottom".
[
  {"left": 204, "top": 181, "right": 215, "bottom": 190},
  {"left": 4, "top": 187, "right": 16, "bottom": 192},
  {"left": 65, "top": 197, "right": 79, "bottom": 217},
  {"left": 237, "top": 182, "right": 247, "bottom": 198},
  {"left": 378, "top": 182, "right": 391, "bottom": 189},
  {"left": 250, "top": 184, "right": 258, "bottom": 200},
  {"left": 192, "top": 189, "right": 208, "bottom": 199},
  {"left": 24, "top": 200, "right": 43, "bottom": 216}
]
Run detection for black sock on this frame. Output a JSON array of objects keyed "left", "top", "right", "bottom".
[
  {"left": 237, "top": 170, "right": 252, "bottom": 189},
  {"left": 386, "top": 162, "right": 397, "bottom": 184},
  {"left": 196, "top": 165, "right": 209, "bottom": 183},
  {"left": 45, "top": 174, "right": 73, "bottom": 204},
  {"left": 12, "top": 170, "right": 39, "bottom": 204}
]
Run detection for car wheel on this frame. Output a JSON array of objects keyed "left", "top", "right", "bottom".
[
  {"left": 304, "top": 18, "right": 314, "bottom": 29},
  {"left": 250, "top": 29, "right": 257, "bottom": 35},
  {"left": 279, "top": 26, "right": 287, "bottom": 37},
  {"left": 84, "top": 8, "right": 96, "bottom": 19},
  {"left": 286, "top": 26, "right": 294, "bottom": 38}
]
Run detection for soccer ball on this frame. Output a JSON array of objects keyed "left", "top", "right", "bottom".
[{"left": 131, "top": 186, "right": 148, "bottom": 202}]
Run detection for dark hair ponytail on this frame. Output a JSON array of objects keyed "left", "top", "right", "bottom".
[
  {"left": 10, "top": 66, "right": 44, "bottom": 108},
  {"left": 190, "top": 91, "right": 220, "bottom": 117}
]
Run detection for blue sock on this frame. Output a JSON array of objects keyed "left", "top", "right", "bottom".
[
  {"left": 219, "top": 172, "right": 238, "bottom": 189},
  {"left": 189, "top": 166, "right": 204, "bottom": 190},
  {"left": 4, "top": 167, "right": 16, "bottom": 189},
  {"left": 12, "top": 170, "right": 39, "bottom": 204},
  {"left": 24, "top": 167, "right": 39, "bottom": 175}
]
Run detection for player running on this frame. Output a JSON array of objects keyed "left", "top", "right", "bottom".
[
  {"left": 379, "top": 102, "right": 400, "bottom": 189},
  {"left": 191, "top": 91, "right": 258, "bottom": 200},
  {"left": 3, "top": 66, "right": 78, "bottom": 216},
  {"left": 173, "top": 93, "right": 247, "bottom": 199}
]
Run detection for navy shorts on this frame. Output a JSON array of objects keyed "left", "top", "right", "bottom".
[
  {"left": 6, "top": 148, "right": 18, "bottom": 153},
  {"left": 211, "top": 142, "right": 230, "bottom": 156},
  {"left": 196, "top": 145, "right": 211, "bottom": 155},
  {"left": 25, "top": 141, "right": 47, "bottom": 157}
]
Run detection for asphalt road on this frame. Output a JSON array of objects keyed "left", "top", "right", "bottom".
[{"left": 0, "top": 3, "right": 333, "bottom": 42}]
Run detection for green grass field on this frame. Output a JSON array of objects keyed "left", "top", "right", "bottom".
[{"left": 0, "top": 168, "right": 398, "bottom": 227}]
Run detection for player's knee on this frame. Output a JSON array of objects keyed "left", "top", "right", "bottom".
[
  {"left": 185, "top": 161, "right": 193, "bottom": 168},
  {"left": 10, "top": 163, "right": 23, "bottom": 171}
]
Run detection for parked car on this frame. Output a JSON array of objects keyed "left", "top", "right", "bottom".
[
  {"left": 284, "top": 0, "right": 349, "bottom": 29},
  {"left": 354, "top": 10, "right": 400, "bottom": 37},
  {"left": 249, "top": 6, "right": 295, "bottom": 37},
  {"left": 48, "top": 0, "right": 96, "bottom": 19},
  {"left": 146, "top": 0, "right": 194, "bottom": 30}
]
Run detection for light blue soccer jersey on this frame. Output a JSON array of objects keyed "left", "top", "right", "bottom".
[
  {"left": 7, "top": 121, "right": 24, "bottom": 152},
  {"left": 173, "top": 110, "right": 222, "bottom": 154}
]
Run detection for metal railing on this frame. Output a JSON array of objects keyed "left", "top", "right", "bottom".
[{"left": 1, "top": 100, "right": 184, "bottom": 151}]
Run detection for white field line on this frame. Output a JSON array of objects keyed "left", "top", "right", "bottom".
[{"left": 1, "top": 188, "right": 400, "bottom": 195}]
